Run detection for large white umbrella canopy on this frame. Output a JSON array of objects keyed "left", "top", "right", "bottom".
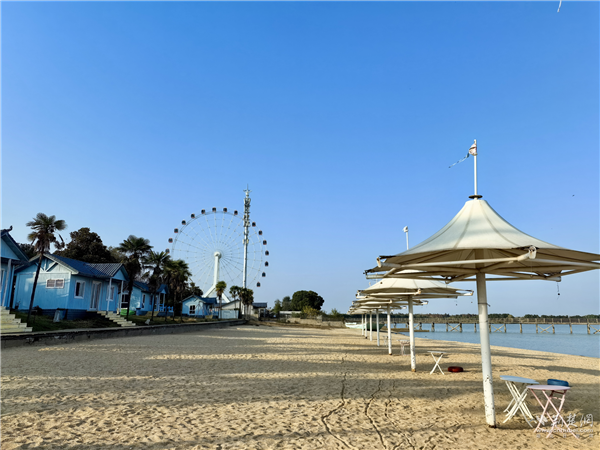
[
  {"left": 366, "top": 196, "right": 600, "bottom": 426},
  {"left": 360, "top": 275, "right": 473, "bottom": 296},
  {"left": 365, "top": 143, "right": 600, "bottom": 427},
  {"left": 367, "top": 199, "right": 599, "bottom": 283}
]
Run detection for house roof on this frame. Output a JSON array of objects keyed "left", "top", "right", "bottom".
[
  {"left": 157, "top": 283, "right": 169, "bottom": 294},
  {"left": 48, "top": 254, "right": 110, "bottom": 278},
  {"left": 88, "top": 262, "right": 128, "bottom": 279},
  {"left": 182, "top": 295, "right": 217, "bottom": 305},
  {"left": 133, "top": 281, "right": 151, "bottom": 292},
  {"left": 18, "top": 253, "right": 129, "bottom": 280},
  {"left": 252, "top": 302, "right": 268, "bottom": 308},
  {"left": 1, "top": 229, "right": 30, "bottom": 262}
]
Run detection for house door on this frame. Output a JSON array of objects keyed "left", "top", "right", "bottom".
[{"left": 90, "top": 282, "right": 101, "bottom": 310}]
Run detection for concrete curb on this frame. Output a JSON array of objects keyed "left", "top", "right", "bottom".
[{"left": 0, "top": 320, "right": 247, "bottom": 349}]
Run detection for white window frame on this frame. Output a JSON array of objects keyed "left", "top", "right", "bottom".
[
  {"left": 142, "top": 294, "right": 146, "bottom": 309},
  {"left": 75, "top": 281, "right": 86, "bottom": 298},
  {"left": 189, "top": 304, "right": 196, "bottom": 315},
  {"left": 46, "top": 278, "right": 65, "bottom": 289}
]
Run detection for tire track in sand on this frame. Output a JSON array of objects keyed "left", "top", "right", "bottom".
[{"left": 320, "top": 356, "right": 353, "bottom": 449}]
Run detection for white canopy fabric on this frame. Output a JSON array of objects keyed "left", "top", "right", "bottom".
[
  {"left": 365, "top": 196, "right": 600, "bottom": 427},
  {"left": 366, "top": 199, "right": 600, "bottom": 282},
  {"left": 360, "top": 274, "right": 473, "bottom": 296}
]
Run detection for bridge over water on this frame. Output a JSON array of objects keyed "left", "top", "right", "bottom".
[{"left": 388, "top": 317, "right": 600, "bottom": 334}]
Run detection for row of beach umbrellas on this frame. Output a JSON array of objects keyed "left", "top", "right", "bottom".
[{"left": 351, "top": 142, "right": 600, "bottom": 426}]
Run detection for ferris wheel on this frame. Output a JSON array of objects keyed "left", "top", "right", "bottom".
[{"left": 167, "top": 190, "right": 268, "bottom": 302}]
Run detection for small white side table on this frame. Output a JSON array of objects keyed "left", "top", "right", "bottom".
[
  {"left": 427, "top": 351, "right": 447, "bottom": 375},
  {"left": 500, "top": 375, "right": 538, "bottom": 426}
]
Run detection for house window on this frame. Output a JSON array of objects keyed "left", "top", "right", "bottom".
[
  {"left": 142, "top": 294, "right": 146, "bottom": 308},
  {"left": 75, "top": 281, "right": 86, "bottom": 298},
  {"left": 110, "top": 286, "right": 116, "bottom": 300},
  {"left": 46, "top": 279, "right": 64, "bottom": 289},
  {"left": 189, "top": 304, "right": 196, "bottom": 315}
]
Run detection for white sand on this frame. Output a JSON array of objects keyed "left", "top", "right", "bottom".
[{"left": 1, "top": 324, "right": 598, "bottom": 449}]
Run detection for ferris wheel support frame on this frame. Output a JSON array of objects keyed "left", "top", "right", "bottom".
[{"left": 203, "top": 251, "right": 232, "bottom": 302}]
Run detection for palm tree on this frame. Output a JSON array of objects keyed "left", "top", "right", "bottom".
[
  {"left": 239, "top": 288, "right": 254, "bottom": 319},
  {"left": 163, "top": 259, "right": 191, "bottom": 323},
  {"left": 229, "top": 285, "right": 241, "bottom": 318},
  {"left": 143, "top": 250, "right": 171, "bottom": 321},
  {"left": 215, "top": 281, "right": 227, "bottom": 319},
  {"left": 25, "top": 213, "right": 67, "bottom": 323},
  {"left": 117, "top": 235, "right": 152, "bottom": 319}
]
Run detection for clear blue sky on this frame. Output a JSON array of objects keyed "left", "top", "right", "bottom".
[{"left": 2, "top": 1, "right": 598, "bottom": 316}]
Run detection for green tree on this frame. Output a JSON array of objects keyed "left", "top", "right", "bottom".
[
  {"left": 17, "top": 243, "right": 37, "bottom": 259},
  {"left": 143, "top": 250, "right": 171, "bottom": 321},
  {"left": 117, "top": 235, "right": 152, "bottom": 319},
  {"left": 291, "top": 290, "right": 324, "bottom": 312},
  {"left": 163, "top": 259, "right": 192, "bottom": 322},
  {"left": 239, "top": 287, "right": 254, "bottom": 317},
  {"left": 215, "top": 281, "right": 227, "bottom": 319},
  {"left": 25, "top": 213, "right": 67, "bottom": 323},
  {"left": 302, "top": 306, "right": 320, "bottom": 318},
  {"left": 183, "top": 281, "right": 203, "bottom": 298},
  {"left": 281, "top": 296, "right": 292, "bottom": 311},
  {"left": 229, "top": 285, "right": 242, "bottom": 318},
  {"left": 272, "top": 299, "right": 282, "bottom": 315},
  {"left": 55, "top": 227, "right": 115, "bottom": 263},
  {"left": 328, "top": 308, "right": 343, "bottom": 320},
  {"left": 108, "top": 246, "right": 126, "bottom": 262}
]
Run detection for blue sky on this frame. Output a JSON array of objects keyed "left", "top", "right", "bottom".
[{"left": 2, "top": 1, "right": 598, "bottom": 316}]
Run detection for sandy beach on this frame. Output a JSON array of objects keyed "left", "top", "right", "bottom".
[{"left": 1, "top": 324, "right": 598, "bottom": 450}]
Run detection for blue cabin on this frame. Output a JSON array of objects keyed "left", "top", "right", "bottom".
[
  {"left": 128, "top": 281, "right": 152, "bottom": 314},
  {"left": 1, "top": 228, "right": 30, "bottom": 308},
  {"left": 13, "top": 254, "right": 129, "bottom": 320},
  {"left": 181, "top": 295, "right": 217, "bottom": 317},
  {"left": 125, "top": 281, "right": 170, "bottom": 315}
]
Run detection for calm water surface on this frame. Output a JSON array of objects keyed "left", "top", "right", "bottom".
[{"left": 393, "top": 323, "right": 600, "bottom": 358}]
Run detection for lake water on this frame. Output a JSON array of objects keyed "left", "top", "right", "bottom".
[{"left": 392, "top": 323, "right": 600, "bottom": 358}]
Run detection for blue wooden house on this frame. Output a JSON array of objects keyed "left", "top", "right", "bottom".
[
  {"left": 122, "top": 281, "right": 170, "bottom": 316},
  {"left": 181, "top": 295, "right": 217, "bottom": 317},
  {"left": 13, "top": 254, "right": 129, "bottom": 320},
  {"left": 1, "top": 228, "right": 30, "bottom": 308}
]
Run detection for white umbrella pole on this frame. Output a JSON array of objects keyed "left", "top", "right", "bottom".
[
  {"left": 376, "top": 309, "right": 380, "bottom": 347},
  {"left": 476, "top": 273, "right": 496, "bottom": 427},
  {"left": 369, "top": 312, "right": 373, "bottom": 341},
  {"left": 387, "top": 306, "right": 392, "bottom": 355},
  {"left": 408, "top": 298, "right": 416, "bottom": 372},
  {"left": 362, "top": 314, "right": 365, "bottom": 336}
]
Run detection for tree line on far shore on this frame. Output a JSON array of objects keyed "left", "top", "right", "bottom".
[{"left": 270, "top": 291, "right": 343, "bottom": 319}]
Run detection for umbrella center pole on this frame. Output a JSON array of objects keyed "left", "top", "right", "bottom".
[
  {"left": 387, "top": 307, "right": 392, "bottom": 355},
  {"left": 376, "top": 309, "right": 380, "bottom": 347},
  {"left": 476, "top": 272, "right": 496, "bottom": 427},
  {"left": 409, "top": 298, "right": 416, "bottom": 372}
]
